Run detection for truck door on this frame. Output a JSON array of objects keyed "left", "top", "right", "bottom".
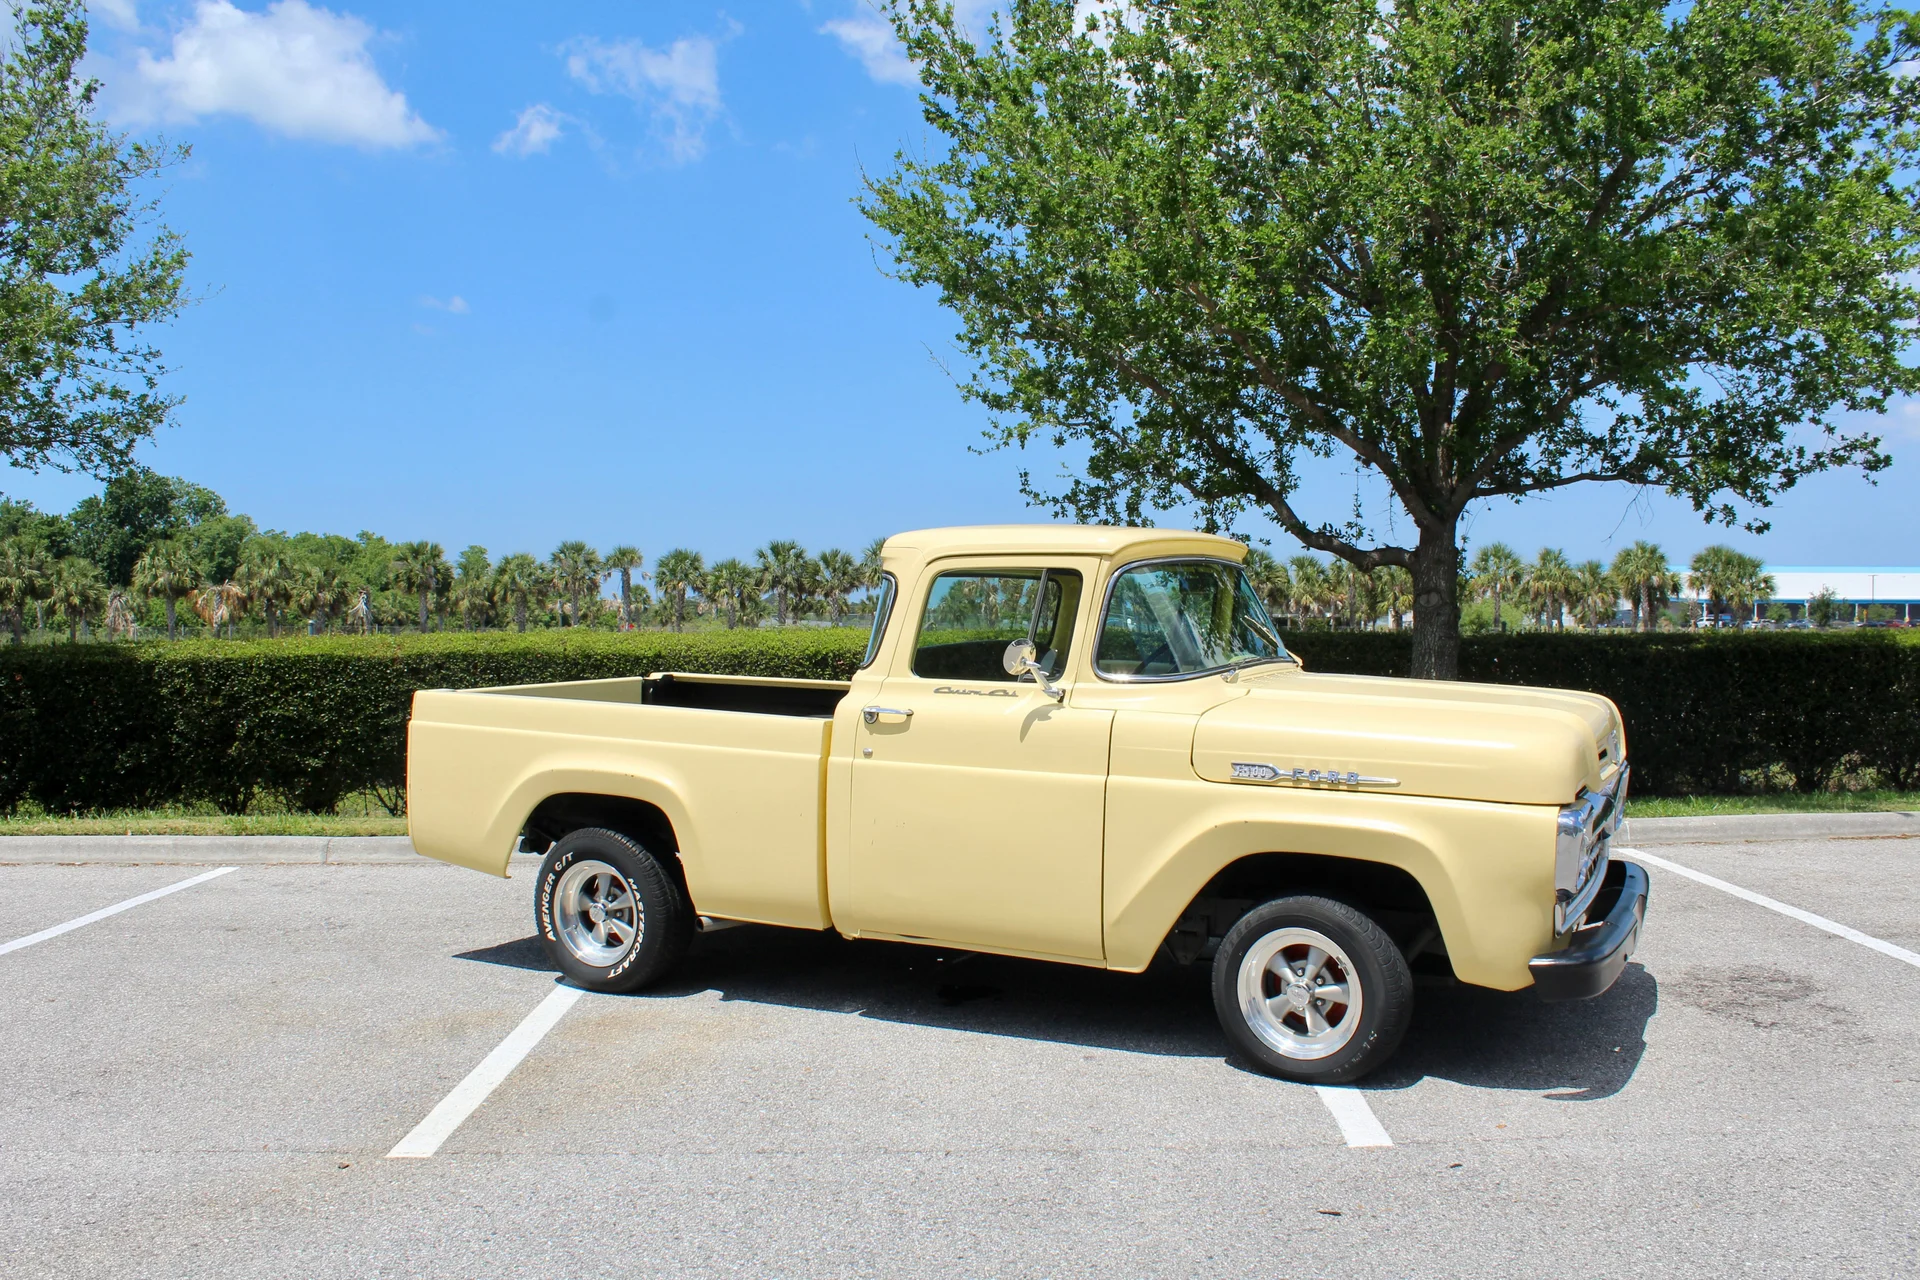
[{"left": 846, "top": 560, "right": 1112, "bottom": 962}]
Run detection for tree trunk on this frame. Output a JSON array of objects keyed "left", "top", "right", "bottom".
[
  {"left": 1409, "top": 522, "right": 1461, "bottom": 680},
  {"left": 619, "top": 572, "right": 631, "bottom": 628},
  {"left": 1640, "top": 582, "right": 1652, "bottom": 632},
  {"left": 515, "top": 597, "right": 527, "bottom": 632},
  {"left": 418, "top": 588, "right": 429, "bottom": 631},
  {"left": 165, "top": 595, "right": 178, "bottom": 641}
]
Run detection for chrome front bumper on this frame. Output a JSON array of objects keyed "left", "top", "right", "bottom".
[{"left": 1530, "top": 860, "right": 1649, "bottom": 1001}]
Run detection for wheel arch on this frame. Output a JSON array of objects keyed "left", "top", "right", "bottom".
[{"left": 1104, "top": 815, "right": 1471, "bottom": 975}]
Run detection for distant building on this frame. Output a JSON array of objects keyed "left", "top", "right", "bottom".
[{"left": 1673, "top": 566, "right": 1920, "bottom": 625}]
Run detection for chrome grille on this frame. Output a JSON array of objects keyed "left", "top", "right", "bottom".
[{"left": 1554, "top": 762, "right": 1628, "bottom": 934}]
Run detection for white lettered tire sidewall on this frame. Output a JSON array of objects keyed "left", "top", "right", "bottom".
[{"left": 535, "top": 827, "right": 693, "bottom": 993}]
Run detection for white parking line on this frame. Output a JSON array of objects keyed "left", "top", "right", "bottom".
[
  {"left": 388, "top": 983, "right": 585, "bottom": 1159},
  {"left": 1624, "top": 847, "right": 1920, "bottom": 971},
  {"left": 0, "top": 867, "right": 237, "bottom": 957},
  {"left": 1315, "top": 1085, "right": 1393, "bottom": 1147}
]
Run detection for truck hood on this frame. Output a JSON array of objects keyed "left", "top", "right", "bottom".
[{"left": 1192, "top": 668, "right": 1623, "bottom": 806}]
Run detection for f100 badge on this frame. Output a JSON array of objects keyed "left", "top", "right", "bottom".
[{"left": 1230, "top": 762, "right": 1400, "bottom": 787}]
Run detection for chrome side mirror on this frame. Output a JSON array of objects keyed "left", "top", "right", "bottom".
[{"left": 1002, "top": 639, "right": 1064, "bottom": 701}]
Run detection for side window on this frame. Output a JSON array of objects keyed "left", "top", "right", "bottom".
[
  {"left": 911, "top": 569, "right": 1084, "bottom": 682},
  {"left": 858, "top": 573, "right": 896, "bottom": 669}
]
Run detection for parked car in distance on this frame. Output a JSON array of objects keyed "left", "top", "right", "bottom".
[{"left": 407, "top": 525, "right": 1647, "bottom": 1083}]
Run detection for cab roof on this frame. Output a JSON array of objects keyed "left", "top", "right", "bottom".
[{"left": 880, "top": 523, "right": 1247, "bottom": 563}]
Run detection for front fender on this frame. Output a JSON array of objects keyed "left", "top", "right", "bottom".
[{"left": 1102, "top": 783, "right": 1557, "bottom": 989}]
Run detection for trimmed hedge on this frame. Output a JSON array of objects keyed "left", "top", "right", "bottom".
[
  {"left": 1285, "top": 629, "right": 1920, "bottom": 796},
  {"left": 1, "top": 627, "right": 1915, "bottom": 813},
  {"left": 0, "top": 629, "right": 869, "bottom": 816}
]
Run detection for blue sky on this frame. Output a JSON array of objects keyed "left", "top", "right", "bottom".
[{"left": 1, "top": 0, "right": 1913, "bottom": 569}]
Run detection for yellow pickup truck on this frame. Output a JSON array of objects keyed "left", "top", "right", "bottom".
[{"left": 407, "top": 525, "right": 1645, "bottom": 1082}]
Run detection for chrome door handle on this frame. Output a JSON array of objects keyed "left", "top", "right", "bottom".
[{"left": 862, "top": 706, "right": 914, "bottom": 725}]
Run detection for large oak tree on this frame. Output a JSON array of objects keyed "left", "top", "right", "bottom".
[{"left": 863, "top": 0, "right": 1920, "bottom": 677}]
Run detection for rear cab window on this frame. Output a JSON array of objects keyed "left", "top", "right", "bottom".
[{"left": 911, "top": 568, "right": 1084, "bottom": 682}]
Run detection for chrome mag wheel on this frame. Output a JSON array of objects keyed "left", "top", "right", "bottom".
[
  {"left": 1236, "top": 926, "right": 1363, "bottom": 1060},
  {"left": 552, "top": 859, "right": 642, "bottom": 967}
]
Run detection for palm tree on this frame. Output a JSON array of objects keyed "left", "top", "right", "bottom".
[
  {"left": 604, "top": 545, "right": 644, "bottom": 629},
  {"left": 1610, "top": 542, "right": 1678, "bottom": 632},
  {"left": 0, "top": 539, "right": 47, "bottom": 642},
  {"left": 704, "top": 558, "right": 755, "bottom": 629},
  {"left": 654, "top": 548, "right": 705, "bottom": 632},
  {"left": 237, "top": 544, "right": 297, "bottom": 638},
  {"left": 492, "top": 553, "right": 544, "bottom": 632},
  {"left": 390, "top": 541, "right": 448, "bottom": 631},
  {"left": 295, "top": 564, "right": 349, "bottom": 633},
  {"left": 133, "top": 539, "right": 196, "bottom": 640},
  {"left": 1690, "top": 546, "right": 1772, "bottom": 628},
  {"left": 1243, "top": 548, "right": 1291, "bottom": 618},
  {"left": 1378, "top": 565, "right": 1413, "bottom": 630},
  {"left": 1469, "top": 543, "right": 1525, "bottom": 633},
  {"left": 1285, "top": 555, "right": 1327, "bottom": 625},
  {"left": 859, "top": 537, "right": 887, "bottom": 590},
  {"left": 754, "top": 540, "right": 808, "bottom": 625},
  {"left": 817, "top": 549, "right": 863, "bottom": 626},
  {"left": 1527, "top": 548, "right": 1576, "bottom": 630},
  {"left": 549, "top": 541, "right": 605, "bottom": 628},
  {"left": 1569, "top": 561, "right": 1617, "bottom": 630},
  {"left": 453, "top": 546, "right": 493, "bottom": 630},
  {"left": 49, "top": 558, "right": 106, "bottom": 641}
]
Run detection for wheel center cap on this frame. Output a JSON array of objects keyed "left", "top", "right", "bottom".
[
  {"left": 588, "top": 903, "right": 606, "bottom": 923},
  {"left": 1286, "top": 982, "right": 1313, "bottom": 1009}
]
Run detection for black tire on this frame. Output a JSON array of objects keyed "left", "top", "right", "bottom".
[
  {"left": 1210, "top": 894, "right": 1413, "bottom": 1084},
  {"left": 535, "top": 827, "right": 693, "bottom": 993}
]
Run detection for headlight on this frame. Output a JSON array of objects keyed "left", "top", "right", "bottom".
[{"left": 1554, "top": 763, "right": 1628, "bottom": 934}]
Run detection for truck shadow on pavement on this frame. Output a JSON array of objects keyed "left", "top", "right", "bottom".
[{"left": 457, "top": 927, "right": 1656, "bottom": 1100}]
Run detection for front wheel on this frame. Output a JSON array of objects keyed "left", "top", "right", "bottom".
[
  {"left": 535, "top": 827, "right": 693, "bottom": 993},
  {"left": 1211, "top": 895, "right": 1412, "bottom": 1084}
]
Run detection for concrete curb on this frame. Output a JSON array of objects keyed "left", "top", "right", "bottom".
[
  {"left": 0, "top": 835, "right": 424, "bottom": 866},
  {"left": 1624, "top": 810, "right": 1920, "bottom": 847}
]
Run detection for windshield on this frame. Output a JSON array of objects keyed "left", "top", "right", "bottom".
[{"left": 1095, "top": 559, "right": 1289, "bottom": 678}]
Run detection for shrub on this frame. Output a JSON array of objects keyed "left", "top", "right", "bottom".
[
  {"left": 1, "top": 628, "right": 1914, "bottom": 813},
  {"left": 0, "top": 629, "right": 869, "bottom": 815},
  {"left": 1286, "top": 629, "right": 1920, "bottom": 795}
]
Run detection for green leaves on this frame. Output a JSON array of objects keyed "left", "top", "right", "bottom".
[
  {"left": 0, "top": 0, "right": 189, "bottom": 475},
  {"left": 865, "top": 0, "right": 1920, "bottom": 672}
]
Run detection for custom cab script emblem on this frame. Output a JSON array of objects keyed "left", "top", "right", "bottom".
[{"left": 1230, "top": 762, "right": 1400, "bottom": 787}]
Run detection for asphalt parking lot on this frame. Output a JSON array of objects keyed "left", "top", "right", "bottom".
[{"left": 2, "top": 816, "right": 1916, "bottom": 1279}]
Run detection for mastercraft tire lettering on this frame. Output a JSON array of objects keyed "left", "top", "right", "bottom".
[{"left": 534, "top": 827, "right": 693, "bottom": 994}]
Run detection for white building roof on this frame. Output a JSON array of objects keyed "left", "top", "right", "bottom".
[{"left": 1669, "top": 567, "right": 1920, "bottom": 602}]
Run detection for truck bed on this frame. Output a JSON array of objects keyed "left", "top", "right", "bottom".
[{"left": 406, "top": 673, "right": 849, "bottom": 928}]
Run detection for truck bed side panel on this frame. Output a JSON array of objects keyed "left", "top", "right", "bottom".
[{"left": 407, "top": 688, "right": 831, "bottom": 928}]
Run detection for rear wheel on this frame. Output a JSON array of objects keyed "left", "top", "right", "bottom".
[
  {"left": 1211, "top": 895, "right": 1412, "bottom": 1083},
  {"left": 535, "top": 827, "right": 692, "bottom": 993}
]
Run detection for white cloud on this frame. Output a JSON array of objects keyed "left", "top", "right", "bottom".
[
  {"left": 118, "top": 0, "right": 437, "bottom": 148},
  {"left": 820, "top": 14, "right": 916, "bottom": 86},
  {"left": 90, "top": 0, "right": 141, "bottom": 31},
  {"left": 420, "top": 295, "right": 467, "bottom": 313},
  {"left": 493, "top": 102, "right": 567, "bottom": 156},
  {"left": 822, "top": 2, "right": 1003, "bottom": 87},
  {"left": 562, "top": 32, "right": 724, "bottom": 162}
]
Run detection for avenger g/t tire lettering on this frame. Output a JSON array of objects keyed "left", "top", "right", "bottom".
[
  {"left": 535, "top": 827, "right": 693, "bottom": 993},
  {"left": 1211, "top": 894, "right": 1413, "bottom": 1084}
]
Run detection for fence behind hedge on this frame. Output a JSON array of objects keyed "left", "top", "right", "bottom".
[{"left": 2, "top": 627, "right": 1915, "bottom": 814}]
